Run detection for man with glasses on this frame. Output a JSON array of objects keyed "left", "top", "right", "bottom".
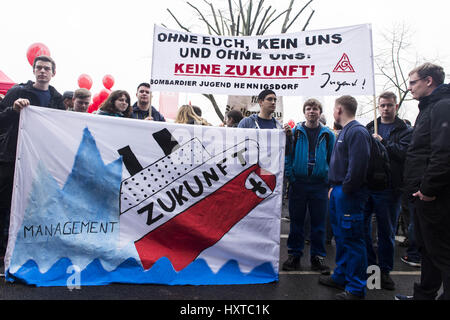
[
  {"left": 0, "top": 55, "right": 64, "bottom": 272},
  {"left": 364, "top": 91, "right": 413, "bottom": 290},
  {"left": 396, "top": 63, "right": 450, "bottom": 300}
]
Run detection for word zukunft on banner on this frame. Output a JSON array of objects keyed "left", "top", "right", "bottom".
[
  {"left": 5, "top": 107, "right": 285, "bottom": 286},
  {"left": 150, "top": 24, "right": 375, "bottom": 96}
]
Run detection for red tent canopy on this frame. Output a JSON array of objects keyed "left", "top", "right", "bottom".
[{"left": 0, "top": 70, "right": 15, "bottom": 95}]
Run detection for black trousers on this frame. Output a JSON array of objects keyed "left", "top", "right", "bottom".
[
  {"left": 413, "top": 197, "right": 450, "bottom": 300},
  {"left": 0, "top": 162, "right": 14, "bottom": 257}
]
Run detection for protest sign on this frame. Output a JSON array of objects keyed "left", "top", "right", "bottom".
[
  {"left": 5, "top": 107, "right": 285, "bottom": 286},
  {"left": 150, "top": 24, "right": 375, "bottom": 96}
]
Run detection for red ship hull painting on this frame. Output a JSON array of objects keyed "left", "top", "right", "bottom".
[{"left": 118, "top": 129, "right": 277, "bottom": 271}]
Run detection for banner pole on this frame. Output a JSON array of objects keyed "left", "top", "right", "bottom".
[
  {"left": 368, "top": 24, "right": 378, "bottom": 135},
  {"left": 373, "top": 96, "right": 378, "bottom": 134}
]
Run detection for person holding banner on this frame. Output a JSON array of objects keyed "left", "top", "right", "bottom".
[
  {"left": 363, "top": 91, "right": 413, "bottom": 291},
  {"left": 131, "top": 83, "right": 165, "bottom": 121},
  {"left": 95, "top": 90, "right": 132, "bottom": 118},
  {"left": 0, "top": 55, "right": 64, "bottom": 266},
  {"left": 319, "top": 95, "right": 371, "bottom": 300},
  {"left": 396, "top": 63, "right": 450, "bottom": 300},
  {"left": 238, "top": 90, "right": 289, "bottom": 132},
  {"left": 283, "top": 98, "right": 335, "bottom": 273}
]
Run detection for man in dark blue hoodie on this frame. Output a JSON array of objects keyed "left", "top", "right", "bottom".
[
  {"left": 131, "top": 83, "right": 165, "bottom": 121},
  {"left": 318, "top": 95, "right": 371, "bottom": 300},
  {"left": 0, "top": 55, "right": 64, "bottom": 268}
]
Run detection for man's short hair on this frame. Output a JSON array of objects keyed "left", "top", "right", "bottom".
[
  {"left": 33, "top": 55, "right": 56, "bottom": 74},
  {"left": 378, "top": 91, "right": 397, "bottom": 103},
  {"left": 335, "top": 95, "right": 358, "bottom": 116},
  {"left": 257, "top": 89, "right": 276, "bottom": 101},
  {"left": 62, "top": 91, "right": 74, "bottom": 100},
  {"left": 409, "top": 63, "right": 445, "bottom": 86},
  {"left": 303, "top": 98, "right": 323, "bottom": 114},
  {"left": 137, "top": 82, "right": 150, "bottom": 91},
  {"left": 73, "top": 88, "right": 91, "bottom": 100},
  {"left": 226, "top": 109, "right": 244, "bottom": 124}
]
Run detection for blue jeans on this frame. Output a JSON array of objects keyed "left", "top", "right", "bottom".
[
  {"left": 364, "top": 189, "right": 402, "bottom": 272},
  {"left": 330, "top": 185, "right": 369, "bottom": 297},
  {"left": 287, "top": 180, "right": 328, "bottom": 259}
]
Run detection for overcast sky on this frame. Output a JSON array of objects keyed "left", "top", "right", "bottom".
[{"left": 1, "top": 0, "right": 449, "bottom": 124}]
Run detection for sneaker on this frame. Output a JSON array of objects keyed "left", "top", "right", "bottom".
[
  {"left": 335, "top": 291, "right": 364, "bottom": 300},
  {"left": 318, "top": 275, "right": 345, "bottom": 291},
  {"left": 401, "top": 256, "right": 421, "bottom": 268},
  {"left": 395, "top": 294, "right": 413, "bottom": 300},
  {"left": 311, "top": 256, "right": 331, "bottom": 275},
  {"left": 381, "top": 272, "right": 395, "bottom": 290},
  {"left": 282, "top": 255, "right": 301, "bottom": 271}
]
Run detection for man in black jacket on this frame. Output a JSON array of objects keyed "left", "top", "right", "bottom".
[
  {"left": 0, "top": 55, "right": 64, "bottom": 263},
  {"left": 397, "top": 63, "right": 450, "bottom": 300},
  {"left": 364, "top": 91, "right": 413, "bottom": 290},
  {"left": 131, "top": 83, "right": 165, "bottom": 121}
]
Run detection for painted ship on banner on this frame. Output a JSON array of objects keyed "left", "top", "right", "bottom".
[{"left": 118, "top": 129, "right": 276, "bottom": 271}]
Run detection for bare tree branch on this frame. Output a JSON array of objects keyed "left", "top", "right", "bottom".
[
  {"left": 261, "top": 9, "right": 289, "bottom": 34},
  {"left": 166, "top": 9, "right": 191, "bottom": 32},
  {"left": 285, "top": 0, "right": 313, "bottom": 32},
  {"left": 249, "top": 0, "right": 265, "bottom": 35},
  {"left": 187, "top": 1, "right": 220, "bottom": 35},
  {"left": 301, "top": 9, "right": 314, "bottom": 31},
  {"left": 228, "top": 0, "right": 236, "bottom": 35},
  {"left": 281, "top": 0, "right": 295, "bottom": 33},
  {"left": 255, "top": 6, "right": 272, "bottom": 35},
  {"left": 204, "top": 0, "right": 223, "bottom": 36}
]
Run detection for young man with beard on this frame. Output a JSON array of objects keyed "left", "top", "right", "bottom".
[{"left": 131, "top": 83, "right": 165, "bottom": 121}]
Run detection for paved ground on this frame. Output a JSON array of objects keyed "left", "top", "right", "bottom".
[{"left": 0, "top": 215, "right": 422, "bottom": 302}]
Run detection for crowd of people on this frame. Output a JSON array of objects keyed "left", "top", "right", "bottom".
[{"left": 0, "top": 55, "right": 449, "bottom": 300}]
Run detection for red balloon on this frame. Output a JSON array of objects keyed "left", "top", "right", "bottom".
[
  {"left": 87, "top": 103, "right": 95, "bottom": 113},
  {"left": 102, "top": 74, "right": 114, "bottom": 90},
  {"left": 78, "top": 74, "right": 93, "bottom": 90},
  {"left": 26, "top": 43, "right": 51, "bottom": 66},
  {"left": 288, "top": 119, "right": 296, "bottom": 128},
  {"left": 99, "top": 88, "right": 111, "bottom": 101},
  {"left": 92, "top": 93, "right": 101, "bottom": 105}
]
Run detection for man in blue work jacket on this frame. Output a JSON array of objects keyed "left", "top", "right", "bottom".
[
  {"left": 283, "top": 98, "right": 335, "bottom": 273},
  {"left": 318, "top": 95, "right": 371, "bottom": 300}
]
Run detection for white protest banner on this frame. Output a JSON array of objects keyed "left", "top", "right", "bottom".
[
  {"left": 5, "top": 106, "right": 285, "bottom": 286},
  {"left": 150, "top": 24, "right": 375, "bottom": 96}
]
